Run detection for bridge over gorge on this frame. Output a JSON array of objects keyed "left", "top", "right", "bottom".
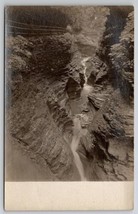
[{"left": 6, "top": 20, "right": 67, "bottom": 36}]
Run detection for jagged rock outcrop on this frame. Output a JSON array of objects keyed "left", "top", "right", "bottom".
[
  {"left": 87, "top": 56, "right": 101, "bottom": 84},
  {"left": 66, "top": 77, "right": 81, "bottom": 99},
  {"left": 109, "top": 11, "right": 134, "bottom": 100},
  {"left": 98, "top": 6, "right": 133, "bottom": 59},
  {"left": 6, "top": 33, "right": 81, "bottom": 181},
  {"left": 46, "top": 88, "right": 73, "bottom": 140},
  {"left": 78, "top": 8, "right": 134, "bottom": 181},
  {"left": 87, "top": 56, "right": 108, "bottom": 85},
  {"left": 5, "top": 6, "right": 134, "bottom": 181},
  {"left": 79, "top": 90, "right": 133, "bottom": 181},
  {"left": 7, "top": 78, "right": 77, "bottom": 180},
  {"left": 88, "top": 93, "right": 109, "bottom": 110},
  {"left": 98, "top": 8, "right": 134, "bottom": 101}
]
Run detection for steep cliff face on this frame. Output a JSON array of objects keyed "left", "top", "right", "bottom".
[
  {"left": 5, "top": 6, "right": 134, "bottom": 181},
  {"left": 79, "top": 90, "right": 133, "bottom": 181},
  {"left": 78, "top": 8, "right": 134, "bottom": 181},
  {"left": 98, "top": 7, "right": 134, "bottom": 100},
  {"left": 6, "top": 34, "right": 81, "bottom": 181},
  {"left": 109, "top": 11, "right": 134, "bottom": 100}
]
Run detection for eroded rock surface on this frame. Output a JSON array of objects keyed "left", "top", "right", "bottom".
[
  {"left": 5, "top": 6, "right": 134, "bottom": 181},
  {"left": 77, "top": 8, "right": 134, "bottom": 181}
]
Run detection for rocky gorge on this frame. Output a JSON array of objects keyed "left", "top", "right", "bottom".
[{"left": 5, "top": 6, "right": 134, "bottom": 181}]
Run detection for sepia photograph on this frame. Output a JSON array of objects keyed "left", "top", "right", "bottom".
[{"left": 5, "top": 6, "right": 134, "bottom": 182}]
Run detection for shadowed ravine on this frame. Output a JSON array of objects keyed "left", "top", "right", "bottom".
[
  {"left": 70, "top": 57, "right": 93, "bottom": 181},
  {"left": 5, "top": 6, "right": 134, "bottom": 182}
]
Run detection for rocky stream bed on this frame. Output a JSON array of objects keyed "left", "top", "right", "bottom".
[{"left": 5, "top": 6, "right": 134, "bottom": 181}]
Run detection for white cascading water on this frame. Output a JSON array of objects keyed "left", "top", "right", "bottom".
[
  {"left": 70, "top": 57, "right": 92, "bottom": 181},
  {"left": 81, "top": 57, "right": 92, "bottom": 95},
  {"left": 71, "top": 117, "right": 87, "bottom": 181}
]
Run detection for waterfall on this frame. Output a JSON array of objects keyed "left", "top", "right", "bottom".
[
  {"left": 81, "top": 57, "right": 90, "bottom": 85},
  {"left": 71, "top": 117, "right": 87, "bottom": 181},
  {"left": 70, "top": 57, "right": 91, "bottom": 181}
]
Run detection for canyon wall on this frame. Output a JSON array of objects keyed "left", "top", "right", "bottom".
[
  {"left": 78, "top": 7, "right": 134, "bottom": 181},
  {"left": 5, "top": 6, "right": 134, "bottom": 181},
  {"left": 6, "top": 34, "right": 81, "bottom": 181}
]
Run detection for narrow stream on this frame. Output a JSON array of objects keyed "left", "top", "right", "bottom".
[
  {"left": 71, "top": 117, "right": 87, "bottom": 181},
  {"left": 81, "top": 57, "right": 90, "bottom": 86},
  {"left": 81, "top": 57, "right": 92, "bottom": 100},
  {"left": 70, "top": 57, "right": 92, "bottom": 181}
]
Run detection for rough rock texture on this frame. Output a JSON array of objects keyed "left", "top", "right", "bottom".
[
  {"left": 87, "top": 56, "right": 108, "bottom": 85},
  {"left": 78, "top": 8, "right": 134, "bottom": 181},
  {"left": 5, "top": 6, "right": 134, "bottom": 181},
  {"left": 66, "top": 77, "right": 81, "bottom": 99},
  {"left": 109, "top": 11, "right": 134, "bottom": 100},
  {"left": 6, "top": 34, "right": 81, "bottom": 181},
  {"left": 88, "top": 93, "right": 109, "bottom": 110},
  {"left": 98, "top": 8, "right": 134, "bottom": 101},
  {"left": 79, "top": 89, "right": 133, "bottom": 181},
  {"left": 6, "top": 36, "right": 34, "bottom": 104}
]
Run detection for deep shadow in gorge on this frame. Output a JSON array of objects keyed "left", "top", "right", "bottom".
[{"left": 5, "top": 6, "right": 134, "bottom": 181}]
